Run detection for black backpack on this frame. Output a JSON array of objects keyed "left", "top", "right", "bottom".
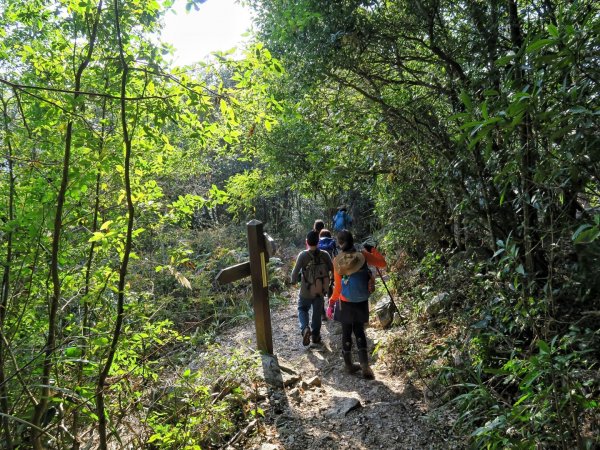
[{"left": 302, "top": 250, "right": 331, "bottom": 297}]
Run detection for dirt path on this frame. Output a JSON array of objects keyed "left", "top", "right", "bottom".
[{"left": 215, "top": 289, "right": 464, "bottom": 450}]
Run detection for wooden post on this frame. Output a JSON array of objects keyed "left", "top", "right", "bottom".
[
  {"left": 215, "top": 220, "right": 274, "bottom": 355},
  {"left": 246, "top": 220, "right": 273, "bottom": 354}
]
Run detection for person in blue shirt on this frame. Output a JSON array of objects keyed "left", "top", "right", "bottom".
[
  {"left": 332, "top": 206, "right": 352, "bottom": 232},
  {"left": 317, "top": 229, "right": 337, "bottom": 321}
]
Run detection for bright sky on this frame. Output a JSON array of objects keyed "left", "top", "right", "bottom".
[{"left": 162, "top": 0, "right": 253, "bottom": 66}]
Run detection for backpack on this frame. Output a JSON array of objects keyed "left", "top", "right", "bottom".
[
  {"left": 302, "top": 250, "right": 331, "bottom": 297},
  {"left": 341, "top": 262, "right": 375, "bottom": 302},
  {"left": 318, "top": 237, "right": 338, "bottom": 259}
]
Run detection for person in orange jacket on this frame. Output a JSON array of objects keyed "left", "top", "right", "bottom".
[{"left": 327, "top": 230, "right": 386, "bottom": 379}]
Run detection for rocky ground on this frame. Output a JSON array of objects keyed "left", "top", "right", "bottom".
[{"left": 214, "top": 289, "right": 465, "bottom": 450}]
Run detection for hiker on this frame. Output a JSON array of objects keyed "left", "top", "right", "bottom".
[
  {"left": 318, "top": 229, "right": 337, "bottom": 260},
  {"left": 318, "top": 228, "right": 337, "bottom": 321},
  {"left": 307, "top": 219, "right": 326, "bottom": 250},
  {"left": 313, "top": 219, "right": 325, "bottom": 234},
  {"left": 305, "top": 219, "right": 332, "bottom": 322},
  {"left": 290, "top": 230, "right": 334, "bottom": 346},
  {"left": 327, "top": 229, "right": 386, "bottom": 379},
  {"left": 332, "top": 206, "right": 352, "bottom": 232}
]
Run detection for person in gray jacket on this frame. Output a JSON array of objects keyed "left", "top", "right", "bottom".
[{"left": 290, "top": 230, "right": 334, "bottom": 346}]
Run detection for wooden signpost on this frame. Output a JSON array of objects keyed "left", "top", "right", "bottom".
[{"left": 216, "top": 220, "right": 276, "bottom": 355}]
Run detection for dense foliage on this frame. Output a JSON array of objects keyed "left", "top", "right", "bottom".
[
  {"left": 1, "top": 0, "right": 598, "bottom": 448},
  {"left": 246, "top": 0, "right": 600, "bottom": 447},
  {"left": 0, "top": 0, "right": 285, "bottom": 448}
]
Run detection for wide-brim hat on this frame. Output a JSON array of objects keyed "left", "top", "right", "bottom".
[{"left": 334, "top": 251, "right": 365, "bottom": 276}]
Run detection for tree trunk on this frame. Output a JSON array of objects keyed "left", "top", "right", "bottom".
[
  {"left": 508, "top": 0, "right": 538, "bottom": 277},
  {"left": 96, "top": 1, "right": 135, "bottom": 447},
  {"left": 31, "top": 2, "right": 103, "bottom": 448},
  {"left": 70, "top": 75, "right": 109, "bottom": 450},
  {"left": 1, "top": 98, "right": 15, "bottom": 450}
]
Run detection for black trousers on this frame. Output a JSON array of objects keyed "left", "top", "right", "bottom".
[{"left": 341, "top": 322, "right": 367, "bottom": 351}]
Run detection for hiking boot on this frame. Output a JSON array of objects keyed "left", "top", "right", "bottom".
[
  {"left": 302, "top": 327, "right": 311, "bottom": 346},
  {"left": 358, "top": 349, "right": 375, "bottom": 380},
  {"left": 312, "top": 335, "right": 322, "bottom": 345},
  {"left": 342, "top": 351, "right": 360, "bottom": 374}
]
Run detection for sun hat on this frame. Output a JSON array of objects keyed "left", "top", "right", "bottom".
[{"left": 334, "top": 251, "right": 365, "bottom": 275}]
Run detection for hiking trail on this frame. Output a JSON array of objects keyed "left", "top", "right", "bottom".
[{"left": 213, "top": 273, "right": 464, "bottom": 449}]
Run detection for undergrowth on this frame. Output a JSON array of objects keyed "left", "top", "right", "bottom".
[
  {"left": 145, "top": 345, "right": 260, "bottom": 449},
  {"left": 380, "top": 248, "right": 600, "bottom": 449},
  {"left": 88, "top": 224, "right": 293, "bottom": 448}
]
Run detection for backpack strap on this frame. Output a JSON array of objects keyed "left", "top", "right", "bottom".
[
  {"left": 311, "top": 249, "right": 320, "bottom": 264},
  {"left": 302, "top": 250, "right": 319, "bottom": 280}
]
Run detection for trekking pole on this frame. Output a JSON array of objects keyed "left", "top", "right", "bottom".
[
  {"left": 375, "top": 266, "right": 399, "bottom": 314},
  {"left": 366, "top": 246, "right": 438, "bottom": 399},
  {"left": 361, "top": 238, "right": 399, "bottom": 313}
]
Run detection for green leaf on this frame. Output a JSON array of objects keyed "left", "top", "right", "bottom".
[
  {"left": 483, "top": 89, "right": 499, "bottom": 97},
  {"left": 448, "top": 112, "right": 470, "bottom": 121},
  {"left": 516, "top": 264, "right": 525, "bottom": 276},
  {"left": 514, "top": 392, "right": 531, "bottom": 406},
  {"left": 272, "top": 60, "right": 283, "bottom": 73},
  {"left": 65, "top": 347, "right": 82, "bottom": 358},
  {"left": 572, "top": 224, "right": 591, "bottom": 240},
  {"left": 526, "top": 38, "right": 555, "bottom": 53},
  {"left": 569, "top": 106, "right": 589, "bottom": 114},
  {"left": 148, "top": 434, "right": 162, "bottom": 443},
  {"left": 492, "top": 248, "right": 505, "bottom": 258},
  {"left": 93, "top": 337, "right": 109, "bottom": 347},
  {"left": 219, "top": 98, "right": 228, "bottom": 114},
  {"left": 471, "top": 318, "right": 489, "bottom": 329},
  {"left": 459, "top": 121, "right": 483, "bottom": 130},
  {"left": 496, "top": 53, "right": 515, "bottom": 66},
  {"left": 499, "top": 189, "right": 506, "bottom": 206},
  {"left": 538, "top": 340, "right": 550, "bottom": 354},
  {"left": 460, "top": 90, "right": 472, "bottom": 111},
  {"left": 573, "top": 227, "right": 600, "bottom": 244},
  {"left": 88, "top": 232, "right": 104, "bottom": 242},
  {"left": 481, "top": 101, "right": 488, "bottom": 120}
]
